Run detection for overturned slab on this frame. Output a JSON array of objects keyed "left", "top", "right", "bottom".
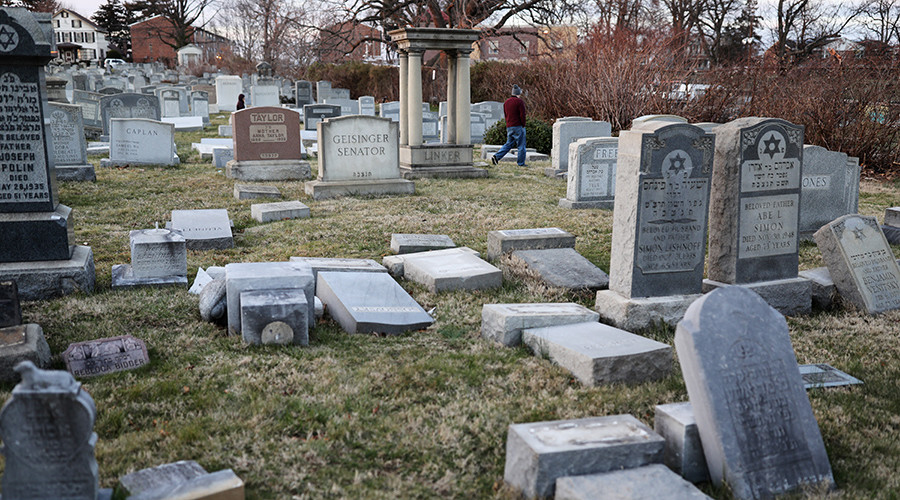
[
  {"left": 481, "top": 302, "right": 599, "bottom": 346},
  {"left": 316, "top": 271, "right": 433, "bottom": 334},
  {"left": 508, "top": 248, "right": 609, "bottom": 290},
  {"left": 401, "top": 247, "right": 501, "bottom": 293},
  {"left": 487, "top": 228, "right": 575, "bottom": 261},
  {"left": 555, "top": 464, "right": 711, "bottom": 500}
]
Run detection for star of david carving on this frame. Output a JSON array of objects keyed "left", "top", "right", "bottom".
[
  {"left": 0, "top": 25, "right": 18, "bottom": 52},
  {"left": 668, "top": 152, "right": 686, "bottom": 174},
  {"left": 762, "top": 135, "right": 782, "bottom": 158},
  {"left": 852, "top": 227, "right": 867, "bottom": 240}
]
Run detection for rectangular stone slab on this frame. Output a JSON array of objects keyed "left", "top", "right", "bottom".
[
  {"left": 509, "top": 248, "right": 609, "bottom": 291},
  {"left": 555, "top": 464, "right": 711, "bottom": 500},
  {"left": 402, "top": 248, "right": 502, "bottom": 293},
  {"left": 814, "top": 214, "right": 900, "bottom": 314},
  {"left": 240, "top": 289, "right": 309, "bottom": 345},
  {"left": 129, "top": 228, "right": 186, "bottom": 279},
  {"left": 522, "top": 321, "right": 672, "bottom": 385},
  {"left": 674, "top": 285, "right": 834, "bottom": 499},
  {"left": 63, "top": 334, "right": 149, "bottom": 377},
  {"left": 885, "top": 207, "right": 900, "bottom": 228},
  {"left": 799, "top": 363, "right": 863, "bottom": 389},
  {"left": 117, "top": 460, "right": 207, "bottom": 497},
  {"left": 289, "top": 256, "right": 387, "bottom": 281},
  {"left": 0, "top": 280, "right": 21, "bottom": 328},
  {"left": 251, "top": 201, "right": 310, "bottom": 223},
  {"left": 390, "top": 233, "right": 455, "bottom": 254},
  {"left": 654, "top": 402, "right": 709, "bottom": 483},
  {"left": 316, "top": 271, "right": 433, "bottom": 334},
  {"left": 234, "top": 183, "right": 281, "bottom": 200},
  {"left": 481, "top": 302, "right": 599, "bottom": 346},
  {"left": 504, "top": 414, "right": 665, "bottom": 499},
  {"left": 225, "top": 261, "right": 315, "bottom": 334},
  {"left": 170, "top": 209, "right": 234, "bottom": 250},
  {"left": 487, "top": 228, "right": 575, "bottom": 260}
]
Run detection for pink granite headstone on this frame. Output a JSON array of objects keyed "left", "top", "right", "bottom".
[{"left": 231, "top": 107, "right": 301, "bottom": 162}]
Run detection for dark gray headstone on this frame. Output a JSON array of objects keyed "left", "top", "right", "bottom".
[
  {"left": 316, "top": 271, "right": 433, "bottom": 334},
  {"left": 295, "top": 80, "right": 313, "bottom": 107},
  {"left": 0, "top": 360, "right": 99, "bottom": 498},
  {"left": 675, "top": 286, "right": 834, "bottom": 498},
  {"left": 509, "top": 248, "right": 609, "bottom": 290},
  {"left": 0, "top": 280, "right": 21, "bottom": 328},
  {"left": 799, "top": 145, "right": 859, "bottom": 237},
  {"left": 99, "top": 92, "right": 161, "bottom": 136},
  {"left": 62, "top": 334, "right": 149, "bottom": 377},
  {"left": 303, "top": 104, "right": 341, "bottom": 131}
]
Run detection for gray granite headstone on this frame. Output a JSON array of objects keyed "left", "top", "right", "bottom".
[
  {"left": 551, "top": 119, "right": 612, "bottom": 176},
  {"left": 480, "top": 302, "right": 599, "bottom": 347},
  {"left": 240, "top": 289, "right": 309, "bottom": 345},
  {"left": 212, "top": 147, "right": 234, "bottom": 169},
  {"left": 390, "top": 233, "right": 455, "bottom": 254},
  {"left": 555, "top": 464, "right": 712, "bottom": 500},
  {"left": 295, "top": 80, "right": 313, "bottom": 107},
  {"left": 800, "top": 363, "right": 863, "bottom": 389},
  {"left": 303, "top": 104, "right": 341, "bottom": 131},
  {"left": 62, "top": 334, "right": 149, "bottom": 377},
  {"left": 73, "top": 89, "right": 103, "bottom": 129},
  {"left": 289, "top": 256, "right": 387, "bottom": 280},
  {"left": 112, "top": 227, "right": 187, "bottom": 288},
  {"left": 884, "top": 207, "right": 900, "bottom": 244},
  {"left": 99, "top": 92, "right": 161, "bottom": 136},
  {"left": 117, "top": 460, "right": 244, "bottom": 499},
  {"left": 48, "top": 102, "right": 94, "bottom": 181},
  {"left": 401, "top": 247, "right": 502, "bottom": 293},
  {"left": 799, "top": 145, "right": 859, "bottom": 238},
  {"left": 170, "top": 209, "right": 234, "bottom": 250},
  {"left": 813, "top": 214, "right": 900, "bottom": 314},
  {"left": 675, "top": 286, "right": 834, "bottom": 499},
  {"left": 486, "top": 228, "right": 576, "bottom": 261},
  {"left": 251, "top": 200, "right": 310, "bottom": 223},
  {"left": 225, "top": 261, "right": 316, "bottom": 334},
  {"left": 559, "top": 137, "right": 618, "bottom": 209},
  {"left": 316, "top": 271, "right": 433, "bottom": 334},
  {"left": 508, "top": 248, "right": 609, "bottom": 290},
  {"left": 654, "top": 401, "right": 709, "bottom": 483},
  {"left": 0, "top": 360, "right": 99, "bottom": 499}
]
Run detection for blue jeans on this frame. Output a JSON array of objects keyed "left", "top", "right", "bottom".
[{"left": 494, "top": 126, "right": 526, "bottom": 165}]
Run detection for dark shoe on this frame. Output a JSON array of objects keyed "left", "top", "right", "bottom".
[
  {"left": 491, "top": 156, "right": 498, "bottom": 165},
  {"left": 518, "top": 164, "right": 528, "bottom": 167}
]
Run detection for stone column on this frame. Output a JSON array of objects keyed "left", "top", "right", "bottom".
[
  {"left": 455, "top": 50, "right": 472, "bottom": 145},
  {"left": 398, "top": 51, "right": 409, "bottom": 146},
  {"left": 447, "top": 53, "right": 458, "bottom": 144},
  {"left": 407, "top": 49, "right": 424, "bottom": 147}
]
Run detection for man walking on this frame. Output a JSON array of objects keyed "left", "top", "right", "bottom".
[{"left": 491, "top": 85, "right": 527, "bottom": 167}]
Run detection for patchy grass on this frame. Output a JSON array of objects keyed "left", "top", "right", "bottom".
[{"left": 6, "top": 113, "right": 900, "bottom": 499}]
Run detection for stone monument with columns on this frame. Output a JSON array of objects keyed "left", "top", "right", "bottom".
[{"left": 389, "top": 28, "right": 487, "bottom": 178}]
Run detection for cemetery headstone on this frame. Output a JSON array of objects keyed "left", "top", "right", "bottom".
[
  {"left": 675, "top": 286, "right": 834, "bottom": 499},
  {"left": 225, "top": 261, "right": 316, "bottom": 334},
  {"left": 379, "top": 101, "right": 399, "bottom": 122},
  {"left": 0, "top": 360, "right": 100, "bottom": 499},
  {"left": 117, "top": 460, "right": 244, "bottom": 499},
  {"left": 508, "top": 248, "right": 609, "bottom": 290},
  {"left": 111, "top": 227, "right": 188, "bottom": 288},
  {"left": 289, "top": 256, "right": 387, "bottom": 280},
  {"left": 215, "top": 75, "right": 242, "bottom": 112},
  {"left": 0, "top": 8, "right": 95, "bottom": 300},
  {"left": 0, "top": 280, "right": 22, "bottom": 328},
  {"left": 72, "top": 89, "right": 103, "bottom": 130},
  {"left": 62, "top": 334, "right": 149, "bottom": 377},
  {"left": 323, "top": 97, "right": 360, "bottom": 115},
  {"left": 191, "top": 90, "right": 209, "bottom": 124},
  {"left": 883, "top": 206, "right": 900, "bottom": 244},
  {"left": 632, "top": 114, "right": 688, "bottom": 127},
  {"left": 401, "top": 247, "right": 502, "bottom": 293},
  {"left": 814, "top": 214, "right": 900, "bottom": 314},
  {"left": 228, "top": 107, "right": 311, "bottom": 181},
  {"left": 390, "top": 233, "right": 455, "bottom": 254},
  {"left": 170, "top": 209, "right": 234, "bottom": 250},
  {"left": 316, "top": 80, "right": 332, "bottom": 103},
  {"left": 559, "top": 136, "right": 618, "bottom": 209},
  {"left": 97, "top": 86, "right": 122, "bottom": 95},
  {"left": 234, "top": 183, "right": 281, "bottom": 200},
  {"left": 213, "top": 147, "right": 234, "bottom": 169},
  {"left": 101, "top": 118, "right": 178, "bottom": 167},
  {"left": 359, "top": 95, "right": 376, "bottom": 116},
  {"left": 48, "top": 102, "right": 95, "bottom": 181},
  {"left": 798, "top": 145, "right": 860, "bottom": 239},
  {"left": 471, "top": 101, "right": 504, "bottom": 126},
  {"left": 251, "top": 200, "right": 310, "bottom": 223},
  {"left": 305, "top": 115, "right": 414, "bottom": 199},
  {"left": 295, "top": 80, "right": 313, "bottom": 107},
  {"left": 555, "top": 464, "right": 712, "bottom": 500},
  {"left": 486, "top": 228, "right": 575, "bottom": 260},
  {"left": 594, "top": 121, "right": 714, "bottom": 330},
  {"left": 250, "top": 81, "right": 280, "bottom": 108},
  {"left": 219, "top": 125, "right": 233, "bottom": 136},
  {"left": 99, "top": 92, "right": 161, "bottom": 137},
  {"left": 549, "top": 118, "right": 612, "bottom": 177},
  {"left": 800, "top": 363, "right": 863, "bottom": 389},
  {"left": 303, "top": 103, "right": 341, "bottom": 131},
  {"left": 316, "top": 271, "right": 434, "bottom": 334},
  {"left": 240, "top": 289, "right": 309, "bottom": 345},
  {"left": 481, "top": 302, "right": 599, "bottom": 347},
  {"left": 160, "top": 88, "right": 181, "bottom": 117},
  {"left": 704, "top": 117, "right": 811, "bottom": 315},
  {"left": 0, "top": 280, "right": 51, "bottom": 381},
  {"left": 654, "top": 402, "right": 709, "bottom": 483}
]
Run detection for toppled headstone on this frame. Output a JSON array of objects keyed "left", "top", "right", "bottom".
[
  {"left": 112, "top": 227, "right": 188, "bottom": 288},
  {"left": 390, "top": 233, "right": 455, "bottom": 254},
  {"left": 798, "top": 266, "right": 840, "bottom": 310},
  {"left": 234, "top": 183, "right": 281, "bottom": 201},
  {"left": 62, "top": 335, "right": 149, "bottom": 377},
  {"left": 800, "top": 363, "right": 863, "bottom": 389},
  {"left": 555, "top": 464, "right": 711, "bottom": 500},
  {"left": 382, "top": 247, "right": 479, "bottom": 278},
  {"left": 504, "top": 414, "right": 665, "bottom": 498},
  {"left": 240, "top": 289, "right": 309, "bottom": 345},
  {"left": 226, "top": 261, "right": 315, "bottom": 335},
  {"left": 0, "top": 320, "right": 52, "bottom": 383},
  {"left": 170, "top": 209, "right": 234, "bottom": 250},
  {"left": 486, "top": 228, "right": 575, "bottom": 261},
  {"left": 675, "top": 286, "right": 834, "bottom": 499},
  {"left": 522, "top": 321, "right": 672, "bottom": 385},
  {"left": 289, "top": 256, "right": 387, "bottom": 281},
  {"left": 402, "top": 247, "right": 502, "bottom": 293},
  {"left": 508, "top": 248, "right": 609, "bottom": 290},
  {"left": 883, "top": 207, "right": 900, "bottom": 244},
  {"left": 117, "top": 460, "right": 244, "bottom": 500},
  {"left": 0, "top": 360, "right": 101, "bottom": 499},
  {"left": 316, "top": 271, "right": 433, "bottom": 334},
  {"left": 814, "top": 214, "right": 900, "bottom": 314},
  {"left": 481, "top": 302, "right": 599, "bottom": 346},
  {"left": 199, "top": 278, "right": 227, "bottom": 324},
  {"left": 251, "top": 201, "right": 310, "bottom": 223},
  {"left": 654, "top": 402, "right": 709, "bottom": 483}
]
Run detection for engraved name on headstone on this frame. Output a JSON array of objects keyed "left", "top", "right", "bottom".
[{"left": 62, "top": 334, "right": 149, "bottom": 377}]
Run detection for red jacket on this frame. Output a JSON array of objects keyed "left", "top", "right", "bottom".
[{"left": 504, "top": 96, "right": 526, "bottom": 127}]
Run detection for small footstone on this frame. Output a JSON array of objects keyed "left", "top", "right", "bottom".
[
  {"left": 654, "top": 402, "right": 709, "bottom": 483},
  {"left": 504, "top": 414, "right": 665, "bottom": 499},
  {"left": 481, "top": 302, "right": 599, "bottom": 346},
  {"left": 390, "top": 233, "right": 455, "bottom": 254},
  {"left": 117, "top": 460, "right": 244, "bottom": 500},
  {"left": 251, "top": 201, "right": 309, "bottom": 223},
  {"left": 509, "top": 248, "right": 609, "bottom": 290},
  {"left": 199, "top": 278, "right": 227, "bottom": 323},
  {"left": 62, "top": 335, "right": 149, "bottom": 378},
  {"left": 522, "top": 321, "right": 672, "bottom": 385},
  {"left": 234, "top": 183, "right": 282, "bottom": 200},
  {"left": 555, "top": 464, "right": 711, "bottom": 500}
]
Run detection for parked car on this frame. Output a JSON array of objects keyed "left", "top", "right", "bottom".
[{"left": 105, "top": 58, "right": 126, "bottom": 69}]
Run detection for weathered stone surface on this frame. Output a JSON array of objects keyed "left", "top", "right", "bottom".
[
  {"left": 382, "top": 247, "right": 479, "bottom": 278},
  {"left": 0, "top": 245, "right": 96, "bottom": 300},
  {"left": 118, "top": 462, "right": 244, "bottom": 500},
  {"left": 240, "top": 289, "right": 309, "bottom": 345},
  {"left": 701, "top": 276, "right": 813, "bottom": 316},
  {"left": 675, "top": 286, "right": 834, "bottom": 499},
  {"left": 487, "top": 228, "right": 576, "bottom": 261},
  {"left": 0, "top": 324, "right": 51, "bottom": 382},
  {"left": 883, "top": 224, "right": 900, "bottom": 245},
  {"left": 170, "top": 209, "right": 234, "bottom": 250},
  {"left": 199, "top": 277, "right": 227, "bottom": 324},
  {"left": 799, "top": 267, "right": 839, "bottom": 310},
  {"left": 481, "top": 302, "right": 599, "bottom": 347},
  {"left": 390, "top": 233, "right": 455, "bottom": 254},
  {"left": 0, "top": 204, "right": 75, "bottom": 262},
  {"left": 654, "top": 402, "right": 709, "bottom": 483},
  {"left": 814, "top": 214, "right": 900, "bottom": 314},
  {"left": 555, "top": 464, "right": 712, "bottom": 500},
  {"left": 559, "top": 136, "right": 618, "bottom": 209},
  {"left": 62, "top": 335, "right": 149, "bottom": 377},
  {"left": 504, "top": 414, "right": 665, "bottom": 499},
  {"left": 799, "top": 145, "right": 859, "bottom": 239},
  {"left": 550, "top": 119, "right": 612, "bottom": 176},
  {"left": 594, "top": 290, "right": 702, "bottom": 332},
  {"left": 103, "top": 118, "right": 178, "bottom": 167},
  {"left": 129, "top": 228, "right": 187, "bottom": 279},
  {"left": 225, "top": 261, "right": 315, "bottom": 334},
  {"left": 117, "top": 460, "right": 206, "bottom": 497},
  {"left": 885, "top": 207, "right": 900, "bottom": 227},
  {"left": 522, "top": 321, "right": 672, "bottom": 385},
  {"left": 251, "top": 201, "right": 310, "bottom": 223},
  {"left": 316, "top": 271, "right": 433, "bottom": 334},
  {"left": 234, "top": 183, "right": 281, "bottom": 200},
  {"left": 111, "top": 264, "right": 188, "bottom": 289},
  {"left": 508, "top": 248, "right": 609, "bottom": 290},
  {"left": 289, "top": 256, "right": 387, "bottom": 281},
  {"left": 402, "top": 247, "right": 502, "bottom": 293},
  {"left": 226, "top": 159, "right": 311, "bottom": 182}
]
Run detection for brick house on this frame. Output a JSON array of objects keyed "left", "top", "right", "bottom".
[
  {"left": 130, "top": 15, "right": 230, "bottom": 66},
  {"left": 472, "top": 25, "right": 577, "bottom": 62}
]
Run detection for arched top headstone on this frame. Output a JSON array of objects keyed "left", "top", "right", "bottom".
[{"left": 0, "top": 8, "right": 49, "bottom": 61}]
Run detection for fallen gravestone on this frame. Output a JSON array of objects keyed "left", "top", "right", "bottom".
[
  {"left": 0, "top": 360, "right": 104, "bottom": 499},
  {"left": 240, "top": 289, "right": 309, "bottom": 345},
  {"left": 234, "top": 183, "right": 281, "bottom": 200},
  {"left": 555, "top": 464, "right": 711, "bottom": 500},
  {"left": 480, "top": 303, "right": 600, "bottom": 349},
  {"left": 800, "top": 363, "right": 863, "bottom": 389},
  {"left": 401, "top": 247, "right": 502, "bottom": 293},
  {"left": 486, "top": 228, "right": 576, "bottom": 261},
  {"left": 170, "top": 209, "right": 234, "bottom": 250},
  {"left": 814, "top": 214, "right": 900, "bottom": 314},
  {"left": 116, "top": 460, "right": 244, "bottom": 499},
  {"left": 508, "top": 248, "right": 609, "bottom": 290},
  {"left": 798, "top": 266, "right": 841, "bottom": 310},
  {"left": 62, "top": 334, "right": 149, "bottom": 377},
  {"left": 316, "top": 271, "right": 434, "bottom": 334},
  {"left": 251, "top": 201, "right": 310, "bottom": 223},
  {"left": 390, "top": 233, "right": 455, "bottom": 254},
  {"left": 522, "top": 321, "right": 672, "bottom": 385},
  {"left": 226, "top": 261, "right": 315, "bottom": 335},
  {"left": 559, "top": 137, "right": 618, "bottom": 209},
  {"left": 654, "top": 402, "right": 709, "bottom": 483},
  {"left": 675, "top": 286, "right": 834, "bottom": 499},
  {"left": 504, "top": 414, "right": 665, "bottom": 498},
  {"left": 111, "top": 227, "right": 188, "bottom": 288}
]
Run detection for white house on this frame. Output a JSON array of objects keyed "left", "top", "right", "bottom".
[{"left": 53, "top": 9, "right": 109, "bottom": 64}]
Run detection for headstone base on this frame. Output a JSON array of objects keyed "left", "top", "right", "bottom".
[
  {"left": 0, "top": 205, "right": 75, "bottom": 262},
  {"left": 0, "top": 324, "right": 51, "bottom": 382},
  {"left": 100, "top": 154, "right": 180, "bottom": 167},
  {"left": 304, "top": 178, "right": 416, "bottom": 200},
  {"left": 234, "top": 183, "right": 281, "bottom": 200},
  {"left": 654, "top": 402, "right": 709, "bottom": 483},
  {"left": 111, "top": 264, "right": 188, "bottom": 289},
  {"left": 545, "top": 167, "right": 565, "bottom": 178},
  {"left": 594, "top": 291, "right": 702, "bottom": 331},
  {"left": 508, "top": 248, "right": 609, "bottom": 290},
  {"left": 226, "top": 159, "right": 312, "bottom": 181},
  {"left": 400, "top": 164, "right": 488, "bottom": 179},
  {"left": 558, "top": 198, "right": 614, "bottom": 209},
  {"left": 399, "top": 144, "right": 487, "bottom": 179},
  {"left": 883, "top": 225, "right": 900, "bottom": 245},
  {"left": 251, "top": 201, "right": 310, "bottom": 223},
  {"left": 799, "top": 267, "right": 839, "bottom": 310},
  {"left": 701, "top": 277, "right": 812, "bottom": 316},
  {"left": 55, "top": 165, "right": 97, "bottom": 182},
  {"left": 0, "top": 245, "right": 95, "bottom": 300}
]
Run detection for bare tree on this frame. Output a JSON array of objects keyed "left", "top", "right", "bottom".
[
  {"left": 591, "top": 0, "right": 660, "bottom": 35},
  {"left": 126, "top": 0, "right": 217, "bottom": 51},
  {"left": 697, "top": 0, "right": 742, "bottom": 64},
  {"left": 660, "top": 0, "right": 705, "bottom": 47},
  {"left": 769, "top": 0, "right": 868, "bottom": 68},
  {"left": 862, "top": 0, "right": 900, "bottom": 44},
  {"left": 217, "top": 0, "right": 316, "bottom": 73}
]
